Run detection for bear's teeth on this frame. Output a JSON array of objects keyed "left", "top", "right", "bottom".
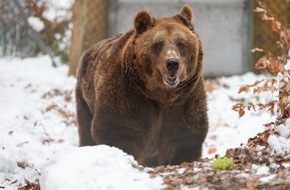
[{"left": 163, "top": 77, "right": 180, "bottom": 88}]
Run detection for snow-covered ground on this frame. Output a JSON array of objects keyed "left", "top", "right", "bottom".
[
  {"left": 0, "top": 56, "right": 289, "bottom": 190},
  {"left": 0, "top": 56, "right": 77, "bottom": 189}
]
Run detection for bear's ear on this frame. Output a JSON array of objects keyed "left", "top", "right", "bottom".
[
  {"left": 179, "top": 5, "right": 193, "bottom": 21},
  {"left": 134, "top": 10, "right": 154, "bottom": 34}
]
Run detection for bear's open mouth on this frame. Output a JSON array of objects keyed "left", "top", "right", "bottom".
[{"left": 163, "top": 76, "right": 180, "bottom": 88}]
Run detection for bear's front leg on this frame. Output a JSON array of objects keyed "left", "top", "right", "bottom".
[
  {"left": 158, "top": 132, "right": 206, "bottom": 165},
  {"left": 91, "top": 116, "right": 149, "bottom": 164},
  {"left": 76, "top": 87, "right": 95, "bottom": 146},
  {"left": 167, "top": 133, "right": 205, "bottom": 165}
]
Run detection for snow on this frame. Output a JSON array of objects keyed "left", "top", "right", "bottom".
[
  {"left": 267, "top": 134, "right": 290, "bottom": 155},
  {"left": 43, "top": 0, "right": 74, "bottom": 21},
  {"left": 259, "top": 174, "right": 276, "bottom": 183},
  {"left": 0, "top": 55, "right": 289, "bottom": 189},
  {"left": 40, "top": 146, "right": 164, "bottom": 190},
  {"left": 267, "top": 119, "right": 290, "bottom": 156},
  {"left": 276, "top": 119, "right": 290, "bottom": 138},
  {"left": 203, "top": 73, "right": 275, "bottom": 157},
  {"left": 27, "top": 17, "right": 45, "bottom": 32},
  {"left": 0, "top": 56, "right": 77, "bottom": 189},
  {"left": 253, "top": 165, "right": 270, "bottom": 175}
]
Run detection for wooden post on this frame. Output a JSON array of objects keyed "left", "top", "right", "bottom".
[{"left": 68, "top": 0, "right": 108, "bottom": 76}]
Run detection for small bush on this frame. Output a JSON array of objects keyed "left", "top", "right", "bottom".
[{"left": 211, "top": 156, "right": 236, "bottom": 171}]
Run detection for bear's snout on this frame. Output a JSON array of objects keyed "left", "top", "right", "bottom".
[
  {"left": 166, "top": 58, "right": 179, "bottom": 74},
  {"left": 162, "top": 58, "right": 180, "bottom": 88}
]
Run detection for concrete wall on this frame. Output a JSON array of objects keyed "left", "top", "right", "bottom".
[{"left": 109, "top": 0, "right": 250, "bottom": 76}]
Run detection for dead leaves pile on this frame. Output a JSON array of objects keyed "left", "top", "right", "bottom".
[
  {"left": 0, "top": 179, "right": 39, "bottom": 190},
  {"left": 143, "top": 130, "right": 290, "bottom": 190},
  {"left": 18, "top": 179, "right": 40, "bottom": 190},
  {"left": 2, "top": 162, "right": 40, "bottom": 190}
]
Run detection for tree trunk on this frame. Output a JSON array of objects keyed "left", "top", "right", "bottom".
[{"left": 68, "top": 0, "right": 108, "bottom": 76}]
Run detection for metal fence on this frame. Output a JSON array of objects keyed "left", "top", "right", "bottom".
[
  {"left": 0, "top": 0, "right": 38, "bottom": 57},
  {"left": 0, "top": 0, "right": 71, "bottom": 65}
]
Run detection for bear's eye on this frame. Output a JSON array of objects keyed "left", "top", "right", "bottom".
[
  {"left": 153, "top": 42, "right": 163, "bottom": 50},
  {"left": 177, "top": 43, "right": 185, "bottom": 50}
]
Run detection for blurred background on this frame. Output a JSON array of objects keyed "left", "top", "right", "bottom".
[{"left": 1, "top": 0, "right": 289, "bottom": 77}]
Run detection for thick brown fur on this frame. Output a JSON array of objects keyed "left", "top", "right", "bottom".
[{"left": 76, "top": 5, "right": 208, "bottom": 167}]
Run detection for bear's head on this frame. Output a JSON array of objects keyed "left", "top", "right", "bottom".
[{"left": 132, "top": 5, "right": 203, "bottom": 90}]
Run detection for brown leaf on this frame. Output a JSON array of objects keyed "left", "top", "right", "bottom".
[
  {"left": 204, "top": 81, "right": 215, "bottom": 92},
  {"left": 64, "top": 92, "right": 72, "bottom": 102},
  {"left": 253, "top": 87, "right": 263, "bottom": 94},
  {"left": 287, "top": 106, "right": 290, "bottom": 117},
  {"left": 266, "top": 101, "right": 276, "bottom": 115},
  {"left": 42, "top": 139, "right": 51, "bottom": 145},
  {"left": 207, "top": 147, "right": 217, "bottom": 154},
  {"left": 255, "top": 56, "right": 269, "bottom": 70},
  {"left": 57, "top": 139, "right": 65, "bottom": 143},
  {"left": 246, "top": 180, "right": 258, "bottom": 190},
  {"left": 18, "top": 179, "right": 40, "bottom": 190},
  {"left": 152, "top": 166, "right": 165, "bottom": 173},
  {"left": 17, "top": 162, "right": 29, "bottom": 169},
  {"left": 251, "top": 48, "right": 264, "bottom": 53},
  {"left": 261, "top": 13, "right": 274, "bottom": 21},
  {"left": 247, "top": 102, "right": 256, "bottom": 111},
  {"left": 286, "top": 40, "right": 290, "bottom": 49},
  {"left": 225, "top": 148, "right": 235, "bottom": 157},
  {"left": 53, "top": 88, "right": 62, "bottom": 96},
  {"left": 46, "top": 104, "right": 57, "bottom": 112},
  {"left": 57, "top": 108, "right": 69, "bottom": 118},
  {"left": 267, "top": 78, "right": 277, "bottom": 86},
  {"left": 239, "top": 109, "right": 245, "bottom": 117},
  {"left": 268, "top": 58, "right": 283, "bottom": 76},
  {"left": 272, "top": 20, "right": 281, "bottom": 32},
  {"left": 180, "top": 162, "right": 190, "bottom": 168},
  {"left": 280, "top": 30, "right": 286, "bottom": 39},
  {"left": 254, "top": 7, "right": 266, "bottom": 12},
  {"left": 184, "top": 177, "right": 194, "bottom": 185},
  {"left": 247, "top": 80, "right": 264, "bottom": 87},
  {"left": 232, "top": 103, "right": 245, "bottom": 112},
  {"left": 286, "top": 29, "right": 290, "bottom": 39},
  {"left": 238, "top": 86, "right": 250, "bottom": 93},
  {"left": 257, "top": 103, "right": 266, "bottom": 109},
  {"left": 276, "top": 41, "right": 283, "bottom": 49},
  {"left": 206, "top": 175, "right": 219, "bottom": 183},
  {"left": 280, "top": 95, "right": 288, "bottom": 103}
]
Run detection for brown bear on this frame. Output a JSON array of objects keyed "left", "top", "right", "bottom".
[{"left": 76, "top": 5, "right": 208, "bottom": 167}]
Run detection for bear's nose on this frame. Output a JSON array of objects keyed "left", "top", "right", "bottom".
[{"left": 166, "top": 58, "right": 179, "bottom": 72}]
